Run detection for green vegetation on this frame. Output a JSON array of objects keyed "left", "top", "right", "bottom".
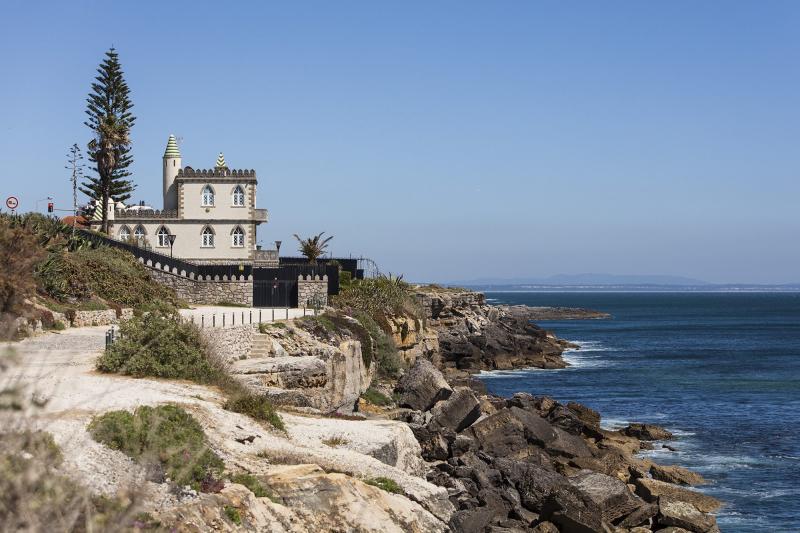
[
  {"left": 224, "top": 505, "right": 242, "bottom": 525},
  {"left": 361, "top": 387, "right": 392, "bottom": 407},
  {"left": 224, "top": 392, "right": 285, "bottom": 431},
  {"left": 97, "top": 302, "right": 221, "bottom": 382},
  {"left": 81, "top": 48, "right": 137, "bottom": 233},
  {"left": 364, "top": 477, "right": 403, "bottom": 494},
  {"left": 52, "top": 320, "right": 66, "bottom": 331},
  {"left": 37, "top": 246, "right": 179, "bottom": 308},
  {"left": 88, "top": 405, "right": 224, "bottom": 490},
  {"left": 230, "top": 473, "right": 270, "bottom": 498},
  {"left": 259, "top": 321, "right": 287, "bottom": 334},
  {"left": 215, "top": 300, "right": 249, "bottom": 308},
  {"left": 292, "top": 232, "right": 333, "bottom": 263}
]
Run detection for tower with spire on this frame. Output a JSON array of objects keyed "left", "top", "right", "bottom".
[{"left": 163, "top": 134, "right": 182, "bottom": 210}]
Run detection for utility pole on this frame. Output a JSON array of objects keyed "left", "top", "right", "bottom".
[{"left": 66, "top": 144, "right": 84, "bottom": 237}]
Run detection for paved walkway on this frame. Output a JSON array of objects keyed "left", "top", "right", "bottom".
[{"left": 178, "top": 305, "right": 316, "bottom": 328}]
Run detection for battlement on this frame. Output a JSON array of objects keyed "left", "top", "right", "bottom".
[
  {"left": 177, "top": 166, "right": 256, "bottom": 179},
  {"left": 116, "top": 208, "right": 178, "bottom": 219},
  {"left": 298, "top": 274, "right": 328, "bottom": 281}
]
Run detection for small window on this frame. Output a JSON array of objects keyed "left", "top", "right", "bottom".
[
  {"left": 232, "top": 185, "right": 245, "bottom": 207},
  {"left": 201, "top": 185, "right": 215, "bottom": 206},
  {"left": 157, "top": 226, "right": 170, "bottom": 247},
  {"left": 201, "top": 226, "right": 215, "bottom": 247},
  {"left": 232, "top": 226, "right": 245, "bottom": 247},
  {"left": 119, "top": 226, "right": 130, "bottom": 241}
]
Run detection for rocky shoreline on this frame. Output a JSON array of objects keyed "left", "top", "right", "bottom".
[{"left": 388, "top": 287, "right": 721, "bottom": 532}]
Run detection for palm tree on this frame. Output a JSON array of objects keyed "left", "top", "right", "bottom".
[
  {"left": 293, "top": 232, "right": 333, "bottom": 264},
  {"left": 89, "top": 116, "right": 130, "bottom": 233}
]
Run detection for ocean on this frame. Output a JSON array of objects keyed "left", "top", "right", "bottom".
[{"left": 477, "top": 292, "right": 800, "bottom": 533}]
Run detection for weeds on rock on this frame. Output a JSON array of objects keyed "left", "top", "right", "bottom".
[
  {"left": 224, "top": 505, "right": 242, "bottom": 525},
  {"left": 361, "top": 387, "right": 392, "bottom": 406},
  {"left": 230, "top": 473, "right": 271, "bottom": 498},
  {"left": 224, "top": 392, "right": 285, "bottom": 431},
  {"left": 364, "top": 477, "right": 403, "bottom": 495},
  {"left": 321, "top": 435, "right": 350, "bottom": 447},
  {"left": 88, "top": 405, "right": 224, "bottom": 490}
]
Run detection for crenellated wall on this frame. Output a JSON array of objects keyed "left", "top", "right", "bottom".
[
  {"left": 147, "top": 267, "right": 253, "bottom": 306},
  {"left": 298, "top": 274, "right": 328, "bottom": 308}
]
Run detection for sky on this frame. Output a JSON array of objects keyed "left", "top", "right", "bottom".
[{"left": 1, "top": 1, "right": 798, "bottom": 284}]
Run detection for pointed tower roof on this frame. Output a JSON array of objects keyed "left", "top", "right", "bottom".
[
  {"left": 215, "top": 152, "right": 227, "bottom": 168},
  {"left": 164, "top": 134, "right": 181, "bottom": 158}
]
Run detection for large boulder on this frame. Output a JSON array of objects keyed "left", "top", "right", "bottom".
[
  {"left": 539, "top": 484, "right": 604, "bottom": 533},
  {"left": 466, "top": 410, "right": 528, "bottom": 458},
  {"left": 634, "top": 478, "right": 721, "bottom": 513},
  {"left": 509, "top": 407, "right": 592, "bottom": 459},
  {"left": 569, "top": 470, "right": 645, "bottom": 524},
  {"left": 494, "top": 459, "right": 571, "bottom": 512},
  {"left": 395, "top": 359, "right": 453, "bottom": 411},
  {"left": 657, "top": 498, "right": 717, "bottom": 533},
  {"left": 621, "top": 423, "right": 674, "bottom": 441},
  {"left": 566, "top": 402, "right": 601, "bottom": 428},
  {"left": 650, "top": 464, "right": 707, "bottom": 486},
  {"left": 429, "top": 388, "right": 482, "bottom": 433}
]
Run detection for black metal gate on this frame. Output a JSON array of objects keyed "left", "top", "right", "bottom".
[{"left": 253, "top": 279, "right": 296, "bottom": 308}]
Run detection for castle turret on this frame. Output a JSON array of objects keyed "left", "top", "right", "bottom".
[{"left": 163, "top": 134, "right": 181, "bottom": 210}]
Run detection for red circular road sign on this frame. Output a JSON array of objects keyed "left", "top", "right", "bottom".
[{"left": 6, "top": 196, "right": 19, "bottom": 210}]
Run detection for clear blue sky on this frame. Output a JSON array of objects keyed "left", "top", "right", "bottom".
[{"left": 1, "top": 1, "right": 798, "bottom": 284}]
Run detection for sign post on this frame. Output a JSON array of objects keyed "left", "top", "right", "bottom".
[
  {"left": 168, "top": 234, "right": 177, "bottom": 258},
  {"left": 6, "top": 196, "right": 19, "bottom": 214}
]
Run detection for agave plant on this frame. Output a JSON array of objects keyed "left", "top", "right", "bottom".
[{"left": 292, "top": 232, "right": 333, "bottom": 264}]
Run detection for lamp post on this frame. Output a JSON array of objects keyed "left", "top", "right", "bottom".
[
  {"left": 168, "top": 234, "right": 177, "bottom": 258},
  {"left": 275, "top": 240, "right": 282, "bottom": 255}
]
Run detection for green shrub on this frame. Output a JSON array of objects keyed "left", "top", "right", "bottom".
[
  {"left": 224, "top": 505, "right": 242, "bottom": 525},
  {"left": 96, "top": 303, "right": 223, "bottom": 383},
  {"left": 361, "top": 387, "right": 392, "bottom": 406},
  {"left": 36, "top": 245, "right": 179, "bottom": 308},
  {"left": 258, "top": 321, "right": 287, "bottom": 334},
  {"left": 52, "top": 320, "right": 66, "bottom": 331},
  {"left": 364, "top": 477, "right": 403, "bottom": 494},
  {"left": 88, "top": 405, "right": 224, "bottom": 490},
  {"left": 224, "top": 392, "right": 284, "bottom": 431},
  {"left": 230, "top": 473, "right": 270, "bottom": 498}
]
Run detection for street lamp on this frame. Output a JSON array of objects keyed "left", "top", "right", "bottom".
[{"left": 168, "top": 234, "right": 177, "bottom": 258}]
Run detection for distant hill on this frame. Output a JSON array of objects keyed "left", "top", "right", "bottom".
[{"left": 453, "top": 273, "right": 711, "bottom": 286}]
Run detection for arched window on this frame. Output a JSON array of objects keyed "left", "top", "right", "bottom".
[
  {"left": 232, "top": 226, "right": 245, "bottom": 247},
  {"left": 232, "top": 185, "right": 245, "bottom": 207},
  {"left": 119, "top": 226, "right": 131, "bottom": 242},
  {"left": 157, "top": 226, "right": 170, "bottom": 247},
  {"left": 201, "top": 185, "right": 215, "bottom": 206},
  {"left": 201, "top": 226, "right": 215, "bottom": 248},
  {"left": 133, "top": 225, "right": 146, "bottom": 241}
]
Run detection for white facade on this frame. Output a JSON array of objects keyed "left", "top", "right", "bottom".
[{"left": 107, "top": 136, "right": 268, "bottom": 263}]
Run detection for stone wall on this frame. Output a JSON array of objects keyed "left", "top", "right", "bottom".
[
  {"left": 202, "top": 324, "right": 257, "bottom": 362},
  {"left": 298, "top": 274, "right": 328, "bottom": 308},
  {"left": 148, "top": 268, "right": 253, "bottom": 306}
]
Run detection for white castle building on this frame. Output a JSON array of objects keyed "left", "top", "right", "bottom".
[{"left": 105, "top": 135, "right": 268, "bottom": 264}]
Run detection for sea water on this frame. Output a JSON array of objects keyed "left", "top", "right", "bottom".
[{"left": 478, "top": 292, "right": 800, "bottom": 533}]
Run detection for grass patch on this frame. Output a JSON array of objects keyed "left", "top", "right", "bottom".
[
  {"left": 215, "top": 301, "right": 249, "bottom": 308},
  {"left": 321, "top": 435, "right": 350, "bottom": 447},
  {"left": 224, "top": 392, "right": 285, "bottom": 431},
  {"left": 364, "top": 477, "right": 403, "bottom": 494},
  {"left": 361, "top": 387, "right": 392, "bottom": 407},
  {"left": 224, "top": 505, "right": 242, "bottom": 525},
  {"left": 230, "top": 473, "right": 270, "bottom": 498},
  {"left": 88, "top": 404, "right": 224, "bottom": 490},
  {"left": 258, "top": 321, "right": 287, "bottom": 334}
]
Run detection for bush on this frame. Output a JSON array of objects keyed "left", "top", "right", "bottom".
[
  {"left": 0, "top": 218, "right": 46, "bottom": 338},
  {"left": 52, "top": 320, "right": 66, "bottom": 331},
  {"left": 36, "top": 245, "right": 179, "bottom": 308},
  {"left": 364, "top": 477, "right": 403, "bottom": 494},
  {"left": 224, "top": 505, "right": 242, "bottom": 525},
  {"left": 224, "top": 392, "right": 284, "bottom": 431},
  {"left": 258, "top": 321, "right": 286, "bottom": 334},
  {"left": 88, "top": 405, "right": 224, "bottom": 490},
  {"left": 96, "top": 303, "right": 223, "bottom": 383},
  {"left": 361, "top": 387, "right": 392, "bottom": 406},
  {"left": 230, "top": 473, "right": 270, "bottom": 498}
]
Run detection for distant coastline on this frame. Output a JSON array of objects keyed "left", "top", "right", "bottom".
[{"left": 464, "top": 284, "right": 800, "bottom": 293}]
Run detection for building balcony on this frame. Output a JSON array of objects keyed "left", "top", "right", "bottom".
[
  {"left": 253, "top": 208, "right": 269, "bottom": 222},
  {"left": 254, "top": 248, "right": 279, "bottom": 266}
]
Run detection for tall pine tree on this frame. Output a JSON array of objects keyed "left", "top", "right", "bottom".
[{"left": 80, "top": 47, "right": 136, "bottom": 233}]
